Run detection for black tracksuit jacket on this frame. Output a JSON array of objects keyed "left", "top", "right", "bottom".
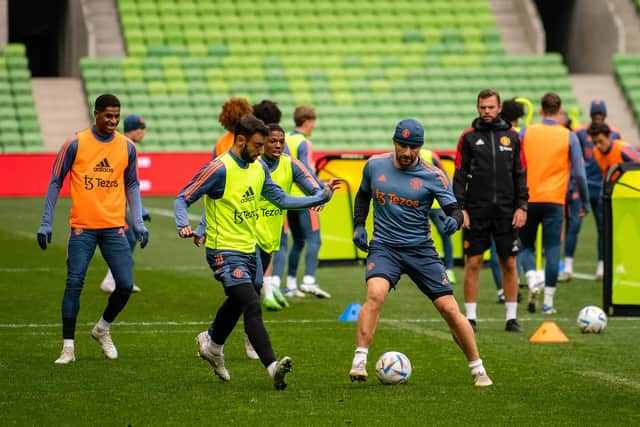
[{"left": 453, "top": 117, "right": 528, "bottom": 219}]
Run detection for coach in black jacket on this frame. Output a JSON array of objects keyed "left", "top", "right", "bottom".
[{"left": 453, "top": 88, "right": 528, "bottom": 333}]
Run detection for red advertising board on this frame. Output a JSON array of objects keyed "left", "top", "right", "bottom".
[
  {"left": 0, "top": 149, "right": 455, "bottom": 197},
  {"left": 0, "top": 150, "right": 381, "bottom": 197}
]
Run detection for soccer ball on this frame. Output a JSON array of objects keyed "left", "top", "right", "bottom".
[
  {"left": 576, "top": 305, "right": 607, "bottom": 333},
  {"left": 375, "top": 351, "right": 412, "bottom": 385}
]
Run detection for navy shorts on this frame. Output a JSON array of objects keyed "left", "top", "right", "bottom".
[
  {"left": 365, "top": 240, "right": 453, "bottom": 301},
  {"left": 463, "top": 217, "right": 520, "bottom": 258},
  {"left": 206, "top": 249, "right": 262, "bottom": 290}
]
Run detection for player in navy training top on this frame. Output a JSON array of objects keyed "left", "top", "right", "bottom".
[{"left": 348, "top": 118, "right": 493, "bottom": 387}]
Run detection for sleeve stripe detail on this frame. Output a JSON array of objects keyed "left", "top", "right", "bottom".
[
  {"left": 454, "top": 128, "right": 473, "bottom": 170},
  {"left": 421, "top": 161, "right": 450, "bottom": 189},
  {"left": 184, "top": 160, "right": 224, "bottom": 200},
  {"left": 369, "top": 152, "right": 392, "bottom": 160},
  {"left": 53, "top": 137, "right": 75, "bottom": 177},
  {"left": 291, "top": 157, "right": 319, "bottom": 189}
]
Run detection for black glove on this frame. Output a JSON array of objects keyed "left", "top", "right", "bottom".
[
  {"left": 137, "top": 228, "right": 149, "bottom": 248},
  {"left": 142, "top": 213, "right": 151, "bottom": 222},
  {"left": 353, "top": 226, "right": 369, "bottom": 252},
  {"left": 37, "top": 226, "right": 52, "bottom": 250},
  {"left": 442, "top": 216, "right": 459, "bottom": 236}
]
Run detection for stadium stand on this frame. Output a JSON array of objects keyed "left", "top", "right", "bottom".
[
  {"left": 0, "top": 43, "right": 42, "bottom": 153},
  {"left": 75, "top": 0, "right": 582, "bottom": 151},
  {"left": 614, "top": 53, "right": 640, "bottom": 123}
]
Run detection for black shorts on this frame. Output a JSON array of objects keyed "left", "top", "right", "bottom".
[{"left": 463, "top": 217, "right": 520, "bottom": 258}]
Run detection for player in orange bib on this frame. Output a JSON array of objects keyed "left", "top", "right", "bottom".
[
  {"left": 37, "top": 94, "right": 149, "bottom": 364},
  {"left": 588, "top": 122, "right": 639, "bottom": 180},
  {"left": 519, "top": 92, "right": 588, "bottom": 314}
]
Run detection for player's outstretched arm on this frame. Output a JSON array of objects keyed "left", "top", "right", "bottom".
[
  {"left": 261, "top": 165, "right": 335, "bottom": 210},
  {"left": 37, "top": 137, "right": 77, "bottom": 250},
  {"left": 174, "top": 160, "right": 226, "bottom": 236}
]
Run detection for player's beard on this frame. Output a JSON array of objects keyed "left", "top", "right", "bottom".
[
  {"left": 240, "top": 145, "right": 257, "bottom": 163},
  {"left": 396, "top": 151, "right": 417, "bottom": 169}
]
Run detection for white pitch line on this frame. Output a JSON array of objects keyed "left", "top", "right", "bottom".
[
  {"left": 1, "top": 317, "right": 639, "bottom": 329},
  {"left": 576, "top": 370, "right": 640, "bottom": 391},
  {"left": 572, "top": 272, "right": 596, "bottom": 280},
  {"left": 146, "top": 207, "right": 201, "bottom": 222}
]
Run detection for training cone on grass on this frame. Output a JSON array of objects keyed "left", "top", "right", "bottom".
[
  {"left": 339, "top": 304, "right": 361, "bottom": 322},
  {"left": 529, "top": 321, "right": 569, "bottom": 343}
]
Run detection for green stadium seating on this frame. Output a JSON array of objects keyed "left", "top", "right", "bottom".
[
  {"left": 614, "top": 53, "right": 640, "bottom": 123},
  {"left": 75, "top": 1, "right": 583, "bottom": 150},
  {"left": 0, "top": 43, "right": 42, "bottom": 152}
]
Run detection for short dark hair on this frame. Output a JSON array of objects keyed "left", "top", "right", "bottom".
[
  {"left": 587, "top": 122, "right": 611, "bottom": 137},
  {"left": 94, "top": 94, "right": 120, "bottom": 112},
  {"left": 477, "top": 88, "right": 501, "bottom": 105},
  {"left": 268, "top": 123, "right": 285, "bottom": 134},
  {"left": 541, "top": 92, "right": 562, "bottom": 115},
  {"left": 500, "top": 98, "right": 525, "bottom": 123},
  {"left": 234, "top": 115, "right": 269, "bottom": 142},
  {"left": 253, "top": 100, "right": 282, "bottom": 125},
  {"left": 293, "top": 106, "right": 316, "bottom": 127}
]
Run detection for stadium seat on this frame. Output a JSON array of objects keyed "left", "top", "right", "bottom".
[{"left": 78, "top": 1, "right": 583, "bottom": 150}]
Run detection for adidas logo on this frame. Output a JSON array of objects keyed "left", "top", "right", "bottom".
[
  {"left": 93, "top": 158, "right": 114, "bottom": 172},
  {"left": 475, "top": 139, "right": 485, "bottom": 146},
  {"left": 240, "top": 186, "right": 256, "bottom": 203}
]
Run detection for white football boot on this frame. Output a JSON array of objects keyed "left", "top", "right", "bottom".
[
  {"left": 54, "top": 346, "right": 76, "bottom": 364},
  {"left": 91, "top": 325, "right": 118, "bottom": 360},
  {"left": 196, "top": 331, "right": 230, "bottom": 381}
]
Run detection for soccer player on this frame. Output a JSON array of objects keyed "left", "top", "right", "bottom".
[
  {"left": 100, "top": 114, "right": 150, "bottom": 293},
  {"left": 271, "top": 106, "right": 331, "bottom": 299},
  {"left": 589, "top": 122, "right": 639, "bottom": 178},
  {"left": 212, "top": 97, "right": 252, "bottom": 158},
  {"left": 349, "top": 118, "right": 493, "bottom": 387},
  {"left": 174, "top": 115, "right": 338, "bottom": 390},
  {"left": 37, "top": 94, "right": 149, "bottom": 364},
  {"left": 519, "top": 92, "right": 588, "bottom": 314},
  {"left": 454, "top": 89, "right": 528, "bottom": 333},
  {"left": 252, "top": 99, "right": 282, "bottom": 125},
  {"left": 560, "top": 100, "right": 622, "bottom": 282},
  {"left": 257, "top": 124, "right": 326, "bottom": 310}
]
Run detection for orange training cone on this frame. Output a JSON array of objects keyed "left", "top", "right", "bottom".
[{"left": 529, "top": 321, "right": 569, "bottom": 343}]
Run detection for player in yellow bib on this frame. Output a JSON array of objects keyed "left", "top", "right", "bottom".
[
  {"left": 37, "top": 94, "right": 149, "bottom": 364},
  {"left": 257, "top": 124, "right": 323, "bottom": 310},
  {"left": 174, "top": 115, "right": 338, "bottom": 390}
]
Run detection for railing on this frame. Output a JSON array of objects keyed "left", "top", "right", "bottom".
[{"left": 514, "top": 0, "right": 545, "bottom": 55}]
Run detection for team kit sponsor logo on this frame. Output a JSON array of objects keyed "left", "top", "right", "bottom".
[
  {"left": 93, "top": 158, "right": 114, "bottom": 173},
  {"left": 374, "top": 189, "right": 420, "bottom": 208},
  {"left": 240, "top": 187, "right": 256, "bottom": 203},
  {"left": 84, "top": 158, "right": 118, "bottom": 190},
  {"left": 233, "top": 186, "right": 285, "bottom": 224},
  {"left": 499, "top": 137, "right": 513, "bottom": 152}
]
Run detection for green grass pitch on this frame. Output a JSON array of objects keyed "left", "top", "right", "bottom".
[{"left": 1, "top": 197, "right": 639, "bottom": 426}]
